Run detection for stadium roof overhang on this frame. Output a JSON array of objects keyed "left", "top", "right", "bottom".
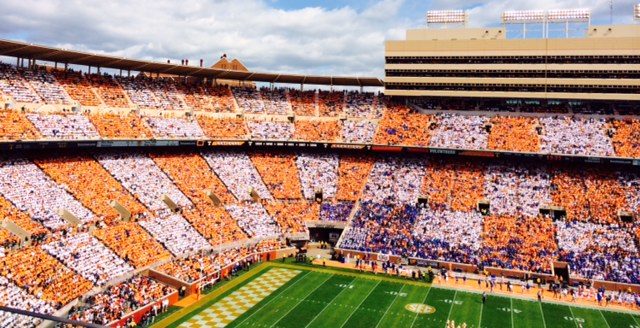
[{"left": 0, "top": 39, "right": 384, "bottom": 87}]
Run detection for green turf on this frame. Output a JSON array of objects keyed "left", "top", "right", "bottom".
[
  {"left": 512, "top": 298, "right": 546, "bottom": 328},
  {"left": 480, "top": 295, "right": 513, "bottom": 328},
  {"left": 449, "top": 291, "right": 483, "bottom": 328},
  {"left": 600, "top": 309, "right": 638, "bottom": 328},
  {"left": 542, "top": 302, "right": 577, "bottom": 328},
  {"left": 166, "top": 265, "right": 640, "bottom": 328}
]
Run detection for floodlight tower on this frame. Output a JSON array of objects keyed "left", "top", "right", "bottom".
[
  {"left": 635, "top": 3, "right": 640, "bottom": 22},
  {"left": 502, "top": 10, "right": 546, "bottom": 39},
  {"left": 426, "top": 10, "right": 468, "bottom": 28},
  {"left": 547, "top": 8, "right": 591, "bottom": 38}
]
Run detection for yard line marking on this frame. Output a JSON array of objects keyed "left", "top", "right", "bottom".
[
  {"left": 304, "top": 276, "right": 357, "bottom": 328},
  {"left": 409, "top": 286, "right": 431, "bottom": 328},
  {"left": 338, "top": 279, "right": 382, "bottom": 328},
  {"left": 478, "top": 298, "right": 484, "bottom": 328},
  {"left": 374, "top": 284, "right": 405, "bottom": 328},
  {"left": 446, "top": 290, "right": 458, "bottom": 325},
  {"left": 538, "top": 301, "right": 548, "bottom": 328},
  {"left": 597, "top": 310, "right": 611, "bottom": 328},
  {"left": 567, "top": 305, "right": 580, "bottom": 328},
  {"left": 510, "top": 298, "right": 514, "bottom": 328},
  {"left": 231, "top": 270, "right": 311, "bottom": 328},
  {"left": 631, "top": 313, "right": 640, "bottom": 326},
  {"left": 268, "top": 273, "right": 334, "bottom": 327}
]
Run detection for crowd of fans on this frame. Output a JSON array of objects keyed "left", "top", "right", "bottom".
[
  {"left": 144, "top": 116, "right": 207, "bottom": 139},
  {"left": 344, "top": 92, "right": 382, "bottom": 118},
  {"left": 0, "top": 159, "right": 96, "bottom": 230},
  {"left": 0, "top": 275, "right": 55, "bottom": 327},
  {"left": 422, "top": 160, "right": 485, "bottom": 212},
  {"left": 551, "top": 168, "right": 628, "bottom": 224},
  {"left": 34, "top": 156, "right": 148, "bottom": 222},
  {"left": 611, "top": 118, "right": 640, "bottom": 158},
  {"left": 429, "top": 113, "right": 489, "bottom": 150},
  {"left": 53, "top": 69, "right": 101, "bottom": 106},
  {"left": 67, "top": 275, "right": 175, "bottom": 325},
  {"left": 203, "top": 151, "right": 273, "bottom": 201},
  {"left": 89, "top": 113, "right": 153, "bottom": 139},
  {"left": 289, "top": 90, "right": 317, "bottom": 116},
  {"left": 247, "top": 120, "right": 295, "bottom": 140},
  {"left": 251, "top": 152, "right": 303, "bottom": 199},
  {"left": 296, "top": 153, "right": 339, "bottom": 200},
  {"left": 0, "top": 110, "right": 40, "bottom": 141},
  {"left": 138, "top": 214, "right": 212, "bottom": 257},
  {"left": 259, "top": 88, "right": 290, "bottom": 115},
  {"left": 484, "top": 164, "right": 552, "bottom": 218},
  {"left": 556, "top": 221, "right": 639, "bottom": 284},
  {"left": 539, "top": 116, "right": 615, "bottom": 156},
  {"left": 26, "top": 113, "right": 100, "bottom": 140},
  {"left": 374, "top": 105, "right": 431, "bottom": 146},
  {"left": 21, "top": 68, "right": 71, "bottom": 104},
  {"left": 42, "top": 232, "right": 134, "bottom": 285},
  {"left": 361, "top": 157, "right": 426, "bottom": 205},
  {"left": 481, "top": 215, "right": 557, "bottom": 273},
  {"left": 487, "top": 116, "right": 540, "bottom": 152},
  {"left": 264, "top": 201, "right": 317, "bottom": 234},
  {"left": 412, "top": 208, "right": 482, "bottom": 264},
  {"left": 93, "top": 222, "right": 171, "bottom": 268},
  {"left": 0, "top": 64, "right": 43, "bottom": 103},
  {"left": 293, "top": 119, "right": 341, "bottom": 142},
  {"left": 0, "top": 246, "right": 93, "bottom": 308},
  {"left": 336, "top": 155, "right": 374, "bottom": 201},
  {"left": 341, "top": 120, "right": 377, "bottom": 143},
  {"left": 96, "top": 153, "right": 193, "bottom": 212},
  {"left": 224, "top": 203, "right": 281, "bottom": 238},
  {"left": 197, "top": 116, "right": 248, "bottom": 139},
  {"left": 319, "top": 202, "right": 354, "bottom": 222}
]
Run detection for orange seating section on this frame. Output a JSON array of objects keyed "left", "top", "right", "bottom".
[
  {"left": 336, "top": 155, "right": 374, "bottom": 201},
  {"left": 488, "top": 116, "right": 540, "bottom": 152},
  {"left": 250, "top": 152, "right": 303, "bottom": 199},
  {"left": 0, "top": 111, "right": 40, "bottom": 140}
]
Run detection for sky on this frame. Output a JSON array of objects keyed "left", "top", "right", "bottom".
[{"left": 0, "top": 0, "right": 637, "bottom": 79}]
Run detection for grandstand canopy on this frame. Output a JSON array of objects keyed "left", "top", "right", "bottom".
[{"left": 0, "top": 39, "right": 383, "bottom": 87}]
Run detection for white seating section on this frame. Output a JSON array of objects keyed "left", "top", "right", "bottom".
[
  {"left": 361, "top": 158, "right": 426, "bottom": 205},
  {"left": 224, "top": 203, "right": 281, "bottom": 238},
  {"left": 42, "top": 233, "right": 133, "bottom": 285},
  {"left": 296, "top": 153, "right": 339, "bottom": 199},
  {"left": 540, "top": 116, "right": 615, "bottom": 156},
  {"left": 0, "top": 159, "right": 96, "bottom": 230},
  {"left": 341, "top": 120, "right": 376, "bottom": 143},
  {"left": 247, "top": 121, "right": 294, "bottom": 140},
  {"left": 138, "top": 214, "right": 211, "bottom": 256},
  {"left": 144, "top": 117, "right": 206, "bottom": 139},
  {"left": 0, "top": 276, "right": 55, "bottom": 327},
  {"left": 27, "top": 113, "right": 100, "bottom": 140},
  {"left": 96, "top": 153, "right": 192, "bottom": 212},
  {"left": 484, "top": 165, "right": 552, "bottom": 217},
  {"left": 202, "top": 151, "right": 273, "bottom": 201},
  {"left": 429, "top": 113, "right": 489, "bottom": 150}
]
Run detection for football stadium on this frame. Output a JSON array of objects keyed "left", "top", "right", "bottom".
[{"left": 0, "top": 1, "right": 639, "bottom": 327}]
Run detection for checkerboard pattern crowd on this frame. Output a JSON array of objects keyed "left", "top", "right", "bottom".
[{"left": 180, "top": 268, "right": 301, "bottom": 327}]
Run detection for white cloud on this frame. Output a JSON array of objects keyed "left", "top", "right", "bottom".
[{"left": 0, "top": 0, "right": 409, "bottom": 79}]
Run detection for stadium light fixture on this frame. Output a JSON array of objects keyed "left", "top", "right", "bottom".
[
  {"left": 501, "top": 10, "right": 546, "bottom": 23},
  {"left": 547, "top": 8, "right": 591, "bottom": 22},
  {"left": 635, "top": 3, "right": 640, "bottom": 20},
  {"left": 426, "top": 10, "right": 467, "bottom": 24}
]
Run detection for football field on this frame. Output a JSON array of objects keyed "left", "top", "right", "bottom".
[{"left": 163, "top": 264, "right": 640, "bottom": 328}]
